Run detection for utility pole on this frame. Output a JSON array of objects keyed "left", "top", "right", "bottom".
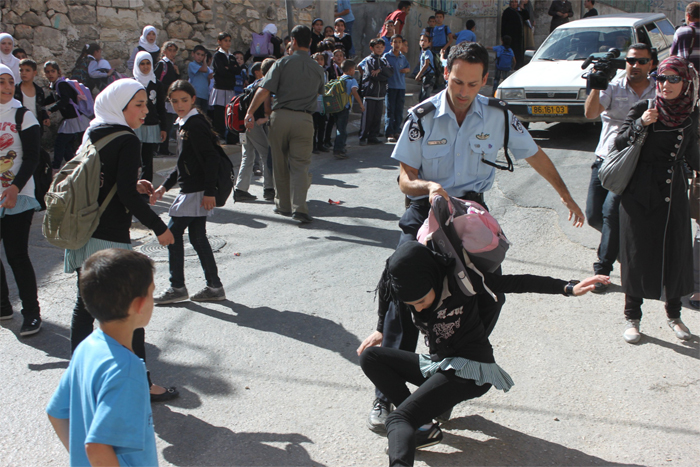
[{"left": 286, "top": 0, "right": 294, "bottom": 38}]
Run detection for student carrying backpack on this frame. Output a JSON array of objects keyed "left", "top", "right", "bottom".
[
  {"left": 492, "top": 36, "right": 516, "bottom": 91},
  {"left": 323, "top": 75, "right": 352, "bottom": 114},
  {"left": 225, "top": 83, "right": 258, "bottom": 133}
]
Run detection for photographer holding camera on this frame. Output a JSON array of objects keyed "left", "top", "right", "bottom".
[{"left": 583, "top": 43, "right": 656, "bottom": 291}]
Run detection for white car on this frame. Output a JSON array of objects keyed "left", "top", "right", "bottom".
[{"left": 495, "top": 13, "right": 674, "bottom": 124}]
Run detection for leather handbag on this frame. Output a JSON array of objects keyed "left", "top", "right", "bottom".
[
  {"left": 690, "top": 171, "right": 700, "bottom": 221},
  {"left": 598, "top": 100, "right": 652, "bottom": 195}
]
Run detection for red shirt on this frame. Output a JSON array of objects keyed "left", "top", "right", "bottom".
[{"left": 381, "top": 10, "right": 407, "bottom": 36}]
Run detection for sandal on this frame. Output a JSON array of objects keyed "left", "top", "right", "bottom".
[{"left": 150, "top": 387, "right": 180, "bottom": 403}]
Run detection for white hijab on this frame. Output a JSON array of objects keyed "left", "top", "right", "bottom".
[
  {"left": 0, "top": 33, "right": 20, "bottom": 82},
  {"left": 132, "top": 51, "right": 156, "bottom": 87},
  {"left": 0, "top": 64, "right": 21, "bottom": 118},
  {"left": 263, "top": 24, "right": 277, "bottom": 36},
  {"left": 87, "top": 79, "right": 145, "bottom": 131},
  {"left": 138, "top": 26, "right": 159, "bottom": 53}
]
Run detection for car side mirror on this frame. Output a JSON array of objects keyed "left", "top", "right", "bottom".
[{"left": 525, "top": 50, "right": 534, "bottom": 58}]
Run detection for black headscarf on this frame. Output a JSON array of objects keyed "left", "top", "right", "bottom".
[{"left": 378, "top": 241, "right": 451, "bottom": 306}]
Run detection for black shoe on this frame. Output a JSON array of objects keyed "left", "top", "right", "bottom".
[
  {"left": 150, "top": 387, "right": 179, "bottom": 403},
  {"left": 292, "top": 212, "right": 313, "bottom": 223},
  {"left": 317, "top": 146, "right": 329, "bottom": 153},
  {"left": 435, "top": 407, "right": 452, "bottom": 423},
  {"left": 323, "top": 142, "right": 332, "bottom": 150},
  {"left": 359, "top": 138, "right": 367, "bottom": 146},
  {"left": 415, "top": 423, "right": 443, "bottom": 449},
  {"left": 592, "top": 281, "right": 609, "bottom": 294},
  {"left": 0, "top": 307, "right": 13, "bottom": 321},
  {"left": 20, "top": 316, "right": 42, "bottom": 337},
  {"left": 367, "top": 138, "right": 382, "bottom": 145},
  {"left": 273, "top": 207, "right": 292, "bottom": 216},
  {"left": 253, "top": 166, "right": 262, "bottom": 176},
  {"left": 312, "top": 148, "right": 320, "bottom": 154},
  {"left": 367, "top": 398, "right": 392, "bottom": 435},
  {"left": 263, "top": 188, "right": 275, "bottom": 201},
  {"left": 233, "top": 189, "right": 257, "bottom": 202}
]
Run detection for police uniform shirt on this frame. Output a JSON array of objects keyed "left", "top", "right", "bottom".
[{"left": 392, "top": 91, "right": 539, "bottom": 199}]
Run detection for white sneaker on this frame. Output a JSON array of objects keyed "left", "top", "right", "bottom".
[
  {"left": 667, "top": 318, "right": 692, "bottom": 341},
  {"left": 623, "top": 319, "right": 641, "bottom": 344},
  {"left": 154, "top": 287, "right": 189, "bottom": 305}
]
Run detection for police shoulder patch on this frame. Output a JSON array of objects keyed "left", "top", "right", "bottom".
[
  {"left": 408, "top": 119, "right": 422, "bottom": 142},
  {"left": 511, "top": 114, "right": 525, "bottom": 134}
]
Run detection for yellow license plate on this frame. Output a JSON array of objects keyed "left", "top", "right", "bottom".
[{"left": 530, "top": 105, "right": 568, "bottom": 115}]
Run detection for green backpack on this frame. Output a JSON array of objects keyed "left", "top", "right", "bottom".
[
  {"left": 42, "top": 131, "right": 130, "bottom": 250},
  {"left": 322, "top": 76, "right": 351, "bottom": 114}
]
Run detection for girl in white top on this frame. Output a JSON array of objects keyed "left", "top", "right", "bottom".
[
  {"left": 0, "top": 34, "right": 20, "bottom": 82},
  {"left": 0, "top": 63, "right": 42, "bottom": 336}
]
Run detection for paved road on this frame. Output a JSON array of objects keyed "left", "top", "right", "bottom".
[{"left": 1, "top": 120, "right": 698, "bottom": 467}]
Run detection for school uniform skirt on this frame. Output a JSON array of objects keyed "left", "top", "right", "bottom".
[{"left": 209, "top": 88, "right": 236, "bottom": 107}]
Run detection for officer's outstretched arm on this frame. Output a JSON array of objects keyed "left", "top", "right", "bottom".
[
  {"left": 398, "top": 162, "right": 449, "bottom": 202},
  {"left": 525, "top": 147, "right": 586, "bottom": 228}
]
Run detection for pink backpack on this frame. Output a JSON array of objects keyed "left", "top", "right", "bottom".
[{"left": 417, "top": 195, "right": 510, "bottom": 299}]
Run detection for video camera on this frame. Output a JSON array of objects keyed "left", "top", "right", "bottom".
[{"left": 581, "top": 48, "right": 626, "bottom": 90}]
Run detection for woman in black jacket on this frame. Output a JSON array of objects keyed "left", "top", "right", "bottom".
[
  {"left": 153, "top": 80, "right": 225, "bottom": 304},
  {"left": 132, "top": 51, "right": 167, "bottom": 182},
  {"left": 66, "top": 79, "right": 178, "bottom": 402},
  {"left": 615, "top": 56, "right": 699, "bottom": 344},
  {"left": 359, "top": 241, "right": 606, "bottom": 466}
]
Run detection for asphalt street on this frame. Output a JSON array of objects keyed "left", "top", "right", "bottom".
[{"left": 1, "top": 119, "right": 699, "bottom": 467}]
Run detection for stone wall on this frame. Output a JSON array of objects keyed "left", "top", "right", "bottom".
[{"left": 0, "top": 0, "right": 319, "bottom": 82}]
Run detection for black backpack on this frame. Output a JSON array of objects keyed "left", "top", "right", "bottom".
[
  {"left": 190, "top": 118, "right": 235, "bottom": 207},
  {"left": 15, "top": 107, "right": 52, "bottom": 210}
]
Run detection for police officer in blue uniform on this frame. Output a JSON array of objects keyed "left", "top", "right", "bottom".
[{"left": 358, "top": 42, "right": 585, "bottom": 435}]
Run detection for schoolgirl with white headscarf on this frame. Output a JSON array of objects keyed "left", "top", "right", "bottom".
[
  {"left": 0, "top": 63, "right": 42, "bottom": 335},
  {"left": 67, "top": 78, "right": 179, "bottom": 402},
  {"left": 127, "top": 25, "right": 160, "bottom": 72},
  {"left": 131, "top": 51, "right": 167, "bottom": 182},
  {"left": 0, "top": 33, "right": 20, "bottom": 82}
]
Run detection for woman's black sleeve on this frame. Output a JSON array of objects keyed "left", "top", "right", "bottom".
[
  {"left": 476, "top": 269, "right": 567, "bottom": 295},
  {"left": 114, "top": 135, "right": 168, "bottom": 236},
  {"left": 13, "top": 121, "right": 41, "bottom": 191},
  {"left": 614, "top": 100, "right": 647, "bottom": 151},
  {"left": 684, "top": 110, "right": 699, "bottom": 171}
]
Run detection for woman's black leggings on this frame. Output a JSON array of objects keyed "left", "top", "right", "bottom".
[
  {"left": 624, "top": 294, "right": 681, "bottom": 320},
  {"left": 360, "top": 347, "right": 491, "bottom": 467}
]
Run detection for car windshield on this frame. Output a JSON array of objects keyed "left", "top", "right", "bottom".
[{"left": 533, "top": 27, "right": 634, "bottom": 61}]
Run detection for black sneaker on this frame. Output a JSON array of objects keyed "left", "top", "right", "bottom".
[
  {"left": 0, "top": 307, "right": 13, "bottom": 321},
  {"left": 233, "top": 189, "right": 257, "bottom": 202},
  {"left": 359, "top": 138, "right": 367, "bottom": 146},
  {"left": 415, "top": 423, "right": 443, "bottom": 449},
  {"left": 20, "top": 316, "right": 42, "bottom": 337},
  {"left": 263, "top": 188, "right": 275, "bottom": 201},
  {"left": 367, "top": 398, "right": 392, "bottom": 435},
  {"left": 367, "top": 138, "right": 382, "bottom": 145}
]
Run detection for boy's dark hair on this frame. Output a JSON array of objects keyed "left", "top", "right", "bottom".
[
  {"left": 232, "top": 50, "right": 244, "bottom": 57},
  {"left": 398, "top": 1, "right": 412, "bottom": 10},
  {"left": 218, "top": 32, "right": 232, "bottom": 41},
  {"left": 261, "top": 58, "right": 276, "bottom": 75},
  {"left": 317, "top": 41, "right": 329, "bottom": 52},
  {"left": 341, "top": 59, "right": 356, "bottom": 73},
  {"left": 434, "top": 10, "right": 446, "bottom": 16},
  {"left": 312, "top": 18, "right": 323, "bottom": 26},
  {"left": 19, "top": 58, "right": 37, "bottom": 71},
  {"left": 167, "top": 79, "right": 197, "bottom": 99},
  {"left": 391, "top": 35, "right": 404, "bottom": 43},
  {"left": 284, "top": 35, "right": 291, "bottom": 43},
  {"left": 12, "top": 47, "right": 26, "bottom": 57},
  {"left": 292, "top": 25, "right": 312, "bottom": 48},
  {"left": 205, "top": 50, "right": 213, "bottom": 60},
  {"left": 502, "top": 35, "right": 512, "bottom": 47},
  {"left": 43, "top": 60, "right": 61, "bottom": 73},
  {"left": 420, "top": 33, "right": 432, "bottom": 42},
  {"left": 369, "top": 38, "right": 382, "bottom": 48},
  {"left": 385, "top": 19, "right": 395, "bottom": 26},
  {"left": 687, "top": 2, "right": 699, "bottom": 19},
  {"left": 80, "top": 249, "right": 154, "bottom": 323},
  {"left": 428, "top": 15, "right": 436, "bottom": 21},
  {"left": 589, "top": 0, "right": 596, "bottom": 4},
  {"left": 466, "top": 19, "right": 476, "bottom": 30},
  {"left": 162, "top": 41, "right": 178, "bottom": 52},
  {"left": 251, "top": 62, "right": 262, "bottom": 75},
  {"left": 447, "top": 41, "right": 489, "bottom": 77},
  {"left": 193, "top": 45, "right": 207, "bottom": 54}
]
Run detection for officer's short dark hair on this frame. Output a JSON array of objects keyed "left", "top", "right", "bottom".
[
  {"left": 447, "top": 41, "right": 489, "bottom": 77},
  {"left": 292, "top": 25, "right": 312, "bottom": 49},
  {"left": 80, "top": 249, "right": 154, "bottom": 323}
]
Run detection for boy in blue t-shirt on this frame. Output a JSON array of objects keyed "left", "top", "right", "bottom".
[
  {"left": 380, "top": 19, "right": 395, "bottom": 54},
  {"left": 455, "top": 19, "right": 477, "bottom": 44},
  {"left": 492, "top": 35, "right": 516, "bottom": 91},
  {"left": 431, "top": 10, "right": 453, "bottom": 89},
  {"left": 415, "top": 33, "right": 435, "bottom": 102},
  {"left": 47, "top": 249, "right": 158, "bottom": 467},
  {"left": 188, "top": 45, "right": 210, "bottom": 112},
  {"left": 334, "top": 59, "right": 364, "bottom": 159},
  {"left": 383, "top": 35, "right": 411, "bottom": 142}
]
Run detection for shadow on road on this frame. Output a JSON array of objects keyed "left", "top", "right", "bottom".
[
  {"left": 528, "top": 123, "right": 600, "bottom": 152},
  {"left": 420, "top": 415, "right": 643, "bottom": 466},
  {"left": 638, "top": 334, "right": 699, "bottom": 359},
  {"left": 153, "top": 405, "right": 326, "bottom": 467},
  {"left": 176, "top": 300, "right": 362, "bottom": 365}
]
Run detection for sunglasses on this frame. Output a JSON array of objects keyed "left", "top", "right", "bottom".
[
  {"left": 654, "top": 74, "right": 683, "bottom": 84},
  {"left": 625, "top": 57, "right": 651, "bottom": 65}
]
